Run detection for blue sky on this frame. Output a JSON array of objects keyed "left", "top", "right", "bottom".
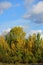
[{"left": 0, "top": 0, "right": 43, "bottom": 35}]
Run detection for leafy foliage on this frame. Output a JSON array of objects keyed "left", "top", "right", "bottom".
[{"left": 0, "top": 26, "right": 43, "bottom": 63}]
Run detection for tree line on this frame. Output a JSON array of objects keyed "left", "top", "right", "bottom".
[{"left": 0, "top": 26, "right": 43, "bottom": 63}]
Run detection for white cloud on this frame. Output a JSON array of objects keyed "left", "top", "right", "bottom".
[
  {"left": 0, "top": 1, "right": 12, "bottom": 14},
  {"left": 23, "top": 1, "right": 43, "bottom": 23},
  {"left": 0, "top": 1, "right": 20, "bottom": 14},
  {"left": 0, "top": 2, "right": 12, "bottom": 9},
  {"left": 30, "top": 30, "right": 43, "bottom": 34},
  {"left": 24, "top": 0, "right": 34, "bottom": 5},
  {"left": 24, "top": 0, "right": 34, "bottom": 9},
  {"left": 26, "top": 30, "right": 43, "bottom": 38},
  {"left": 3, "top": 28, "right": 11, "bottom": 33},
  {"left": 30, "top": 30, "right": 43, "bottom": 38},
  {"left": 32, "top": 1, "right": 43, "bottom": 14},
  {"left": 2, "top": 28, "right": 11, "bottom": 35}
]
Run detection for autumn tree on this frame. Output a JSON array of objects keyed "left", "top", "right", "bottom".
[
  {"left": 0, "top": 36, "right": 11, "bottom": 63},
  {"left": 0, "top": 26, "right": 43, "bottom": 63}
]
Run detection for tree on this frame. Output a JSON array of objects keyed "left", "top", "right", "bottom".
[
  {"left": 0, "top": 36, "right": 11, "bottom": 63},
  {"left": 5, "top": 27, "right": 26, "bottom": 48},
  {"left": 27, "top": 33, "right": 36, "bottom": 52},
  {"left": 0, "top": 26, "right": 43, "bottom": 63},
  {"left": 32, "top": 33, "right": 42, "bottom": 62}
]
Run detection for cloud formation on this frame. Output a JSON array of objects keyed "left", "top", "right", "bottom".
[
  {"left": 0, "top": 1, "right": 12, "bottom": 14},
  {"left": 26, "top": 30, "right": 43, "bottom": 38},
  {"left": 32, "top": 1, "right": 43, "bottom": 14},
  {"left": 1, "top": 28, "right": 11, "bottom": 36},
  {"left": 30, "top": 30, "right": 43, "bottom": 38},
  {"left": 0, "top": 1, "right": 20, "bottom": 14},
  {"left": 24, "top": 0, "right": 34, "bottom": 9},
  {"left": 24, "top": 0, "right": 34, "bottom": 4},
  {"left": 23, "top": 1, "right": 43, "bottom": 23}
]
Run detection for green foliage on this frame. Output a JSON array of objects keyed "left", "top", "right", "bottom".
[{"left": 0, "top": 27, "right": 43, "bottom": 63}]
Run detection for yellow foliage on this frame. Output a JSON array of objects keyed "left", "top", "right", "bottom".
[
  {"left": 41, "top": 39, "right": 43, "bottom": 48},
  {"left": 11, "top": 42, "right": 15, "bottom": 50},
  {"left": 0, "top": 36, "right": 10, "bottom": 51}
]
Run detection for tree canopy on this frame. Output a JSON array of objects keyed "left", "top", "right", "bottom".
[{"left": 0, "top": 26, "right": 43, "bottom": 63}]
